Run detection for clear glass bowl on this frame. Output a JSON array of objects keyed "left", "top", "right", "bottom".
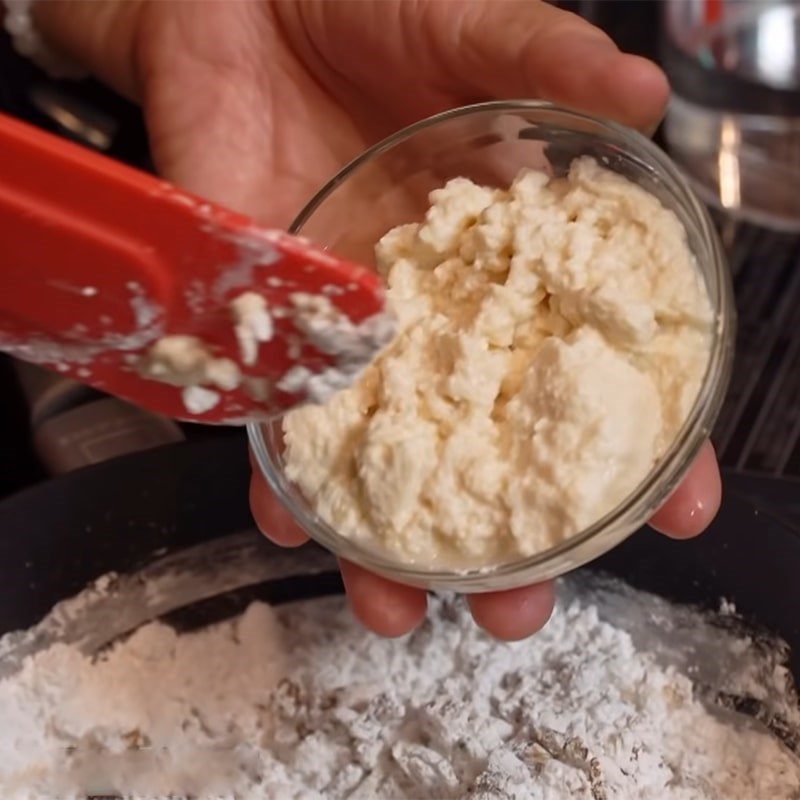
[{"left": 248, "top": 101, "right": 736, "bottom": 592}]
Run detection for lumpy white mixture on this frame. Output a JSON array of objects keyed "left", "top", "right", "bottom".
[
  {"left": 283, "top": 158, "right": 714, "bottom": 567},
  {"left": 136, "top": 289, "right": 394, "bottom": 418},
  {"left": 1, "top": 591, "right": 797, "bottom": 799}
]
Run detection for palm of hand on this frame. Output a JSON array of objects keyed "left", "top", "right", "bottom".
[
  {"left": 135, "top": 0, "right": 666, "bottom": 224},
  {"left": 138, "top": 2, "right": 444, "bottom": 224}
]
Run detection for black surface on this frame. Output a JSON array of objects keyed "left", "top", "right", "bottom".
[
  {"left": 712, "top": 224, "right": 800, "bottom": 478},
  {"left": 0, "top": 437, "right": 254, "bottom": 632},
  {"left": 0, "top": 357, "right": 45, "bottom": 495},
  {"left": 0, "top": 28, "right": 149, "bottom": 167}
]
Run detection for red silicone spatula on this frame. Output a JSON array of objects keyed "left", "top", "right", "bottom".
[{"left": 0, "top": 113, "right": 392, "bottom": 423}]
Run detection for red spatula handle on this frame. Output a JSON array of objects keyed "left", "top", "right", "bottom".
[
  {"left": 0, "top": 113, "right": 389, "bottom": 422},
  {"left": 0, "top": 112, "right": 261, "bottom": 338},
  {"left": 0, "top": 113, "right": 385, "bottom": 340}
]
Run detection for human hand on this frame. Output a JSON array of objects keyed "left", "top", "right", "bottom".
[{"left": 39, "top": 0, "right": 721, "bottom": 638}]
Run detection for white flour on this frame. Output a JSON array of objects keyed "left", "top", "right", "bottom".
[{"left": 0, "top": 588, "right": 798, "bottom": 799}]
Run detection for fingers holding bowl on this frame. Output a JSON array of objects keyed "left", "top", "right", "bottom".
[
  {"left": 249, "top": 449, "right": 310, "bottom": 547},
  {"left": 648, "top": 440, "right": 722, "bottom": 540}
]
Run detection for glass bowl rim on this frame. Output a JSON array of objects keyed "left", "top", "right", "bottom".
[{"left": 247, "top": 100, "right": 736, "bottom": 590}]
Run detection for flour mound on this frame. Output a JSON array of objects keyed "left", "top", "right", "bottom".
[{"left": 0, "top": 593, "right": 798, "bottom": 799}]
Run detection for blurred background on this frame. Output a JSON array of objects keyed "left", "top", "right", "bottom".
[{"left": 1, "top": 0, "right": 800, "bottom": 521}]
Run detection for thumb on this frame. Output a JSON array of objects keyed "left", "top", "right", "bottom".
[
  {"left": 428, "top": 0, "right": 670, "bottom": 131},
  {"left": 35, "top": 0, "right": 144, "bottom": 100},
  {"left": 36, "top": 1, "right": 299, "bottom": 222},
  {"left": 290, "top": 0, "right": 669, "bottom": 133}
]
